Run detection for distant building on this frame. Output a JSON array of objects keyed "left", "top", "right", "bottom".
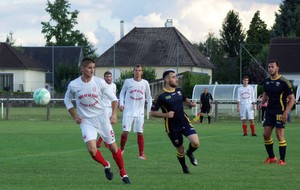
[{"left": 95, "top": 27, "right": 215, "bottom": 83}]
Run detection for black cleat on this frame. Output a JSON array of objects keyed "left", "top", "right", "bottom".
[
  {"left": 185, "top": 151, "right": 198, "bottom": 166},
  {"left": 252, "top": 134, "right": 257, "bottom": 136},
  {"left": 122, "top": 175, "right": 131, "bottom": 184},
  {"left": 182, "top": 165, "right": 190, "bottom": 174},
  {"left": 104, "top": 164, "right": 114, "bottom": 180},
  {"left": 243, "top": 134, "right": 248, "bottom": 136}
]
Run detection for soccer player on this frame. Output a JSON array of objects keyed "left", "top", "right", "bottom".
[
  {"left": 119, "top": 64, "right": 152, "bottom": 160},
  {"left": 150, "top": 70, "right": 200, "bottom": 174},
  {"left": 96, "top": 71, "right": 117, "bottom": 148},
  {"left": 199, "top": 88, "right": 213, "bottom": 124},
  {"left": 64, "top": 58, "right": 131, "bottom": 184},
  {"left": 258, "top": 60, "right": 295, "bottom": 165},
  {"left": 237, "top": 76, "right": 257, "bottom": 136}
]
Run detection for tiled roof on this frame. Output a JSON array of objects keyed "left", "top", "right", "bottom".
[
  {"left": 268, "top": 37, "right": 300, "bottom": 73},
  {"left": 0, "top": 42, "right": 46, "bottom": 71},
  {"left": 96, "top": 27, "right": 215, "bottom": 69}
]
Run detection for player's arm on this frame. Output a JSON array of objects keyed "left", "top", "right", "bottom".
[
  {"left": 145, "top": 81, "right": 153, "bottom": 112},
  {"left": 184, "top": 98, "right": 196, "bottom": 108},
  {"left": 258, "top": 92, "right": 268, "bottom": 109},
  {"left": 64, "top": 85, "right": 81, "bottom": 124},
  {"left": 118, "top": 80, "right": 127, "bottom": 111},
  {"left": 282, "top": 93, "right": 295, "bottom": 122},
  {"left": 150, "top": 110, "right": 174, "bottom": 118}
]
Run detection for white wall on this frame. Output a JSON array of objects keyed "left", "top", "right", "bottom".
[{"left": 2, "top": 69, "right": 45, "bottom": 92}]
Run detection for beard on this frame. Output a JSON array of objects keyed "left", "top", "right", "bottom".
[{"left": 170, "top": 83, "right": 177, "bottom": 88}]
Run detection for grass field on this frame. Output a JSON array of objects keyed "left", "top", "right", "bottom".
[{"left": 1, "top": 107, "right": 300, "bottom": 190}]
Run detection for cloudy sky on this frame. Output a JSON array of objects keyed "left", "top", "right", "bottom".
[{"left": 0, "top": 0, "right": 282, "bottom": 54}]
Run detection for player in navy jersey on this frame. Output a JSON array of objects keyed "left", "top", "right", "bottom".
[
  {"left": 150, "top": 70, "right": 200, "bottom": 174},
  {"left": 199, "top": 88, "right": 213, "bottom": 124},
  {"left": 258, "top": 60, "right": 295, "bottom": 165}
]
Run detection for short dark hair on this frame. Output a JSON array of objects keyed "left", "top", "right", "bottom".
[
  {"left": 81, "top": 57, "right": 95, "bottom": 67},
  {"left": 134, "top": 64, "right": 143, "bottom": 70},
  {"left": 162, "top": 70, "right": 175, "bottom": 79},
  {"left": 243, "top": 75, "right": 249, "bottom": 80},
  {"left": 104, "top": 71, "right": 112, "bottom": 77},
  {"left": 268, "top": 60, "right": 279, "bottom": 67}
]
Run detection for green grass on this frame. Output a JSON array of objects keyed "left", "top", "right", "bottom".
[{"left": 1, "top": 108, "right": 300, "bottom": 190}]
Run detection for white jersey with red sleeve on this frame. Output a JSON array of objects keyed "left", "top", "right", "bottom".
[
  {"left": 119, "top": 78, "right": 152, "bottom": 117},
  {"left": 237, "top": 85, "right": 255, "bottom": 105},
  {"left": 64, "top": 76, "right": 117, "bottom": 118}
]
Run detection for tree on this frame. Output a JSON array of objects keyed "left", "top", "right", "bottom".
[
  {"left": 219, "top": 10, "right": 245, "bottom": 83},
  {"left": 220, "top": 10, "right": 245, "bottom": 58},
  {"left": 296, "top": 4, "right": 300, "bottom": 36},
  {"left": 5, "top": 31, "right": 16, "bottom": 46},
  {"left": 271, "top": 0, "right": 300, "bottom": 37},
  {"left": 41, "top": 0, "right": 97, "bottom": 58}
]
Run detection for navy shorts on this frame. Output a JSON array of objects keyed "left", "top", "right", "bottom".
[
  {"left": 263, "top": 109, "right": 285, "bottom": 128},
  {"left": 167, "top": 123, "right": 197, "bottom": 148}
]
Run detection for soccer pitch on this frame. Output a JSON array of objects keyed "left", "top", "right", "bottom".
[{"left": 0, "top": 107, "right": 300, "bottom": 190}]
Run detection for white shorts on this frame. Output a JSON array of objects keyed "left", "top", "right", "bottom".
[
  {"left": 80, "top": 112, "right": 115, "bottom": 144},
  {"left": 240, "top": 104, "right": 254, "bottom": 120},
  {"left": 122, "top": 116, "right": 144, "bottom": 133}
]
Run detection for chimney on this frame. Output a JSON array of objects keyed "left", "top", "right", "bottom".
[
  {"left": 120, "top": 20, "right": 124, "bottom": 39},
  {"left": 165, "top": 19, "right": 173, "bottom": 27}
]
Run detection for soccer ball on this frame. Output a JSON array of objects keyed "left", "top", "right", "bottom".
[{"left": 33, "top": 88, "right": 51, "bottom": 105}]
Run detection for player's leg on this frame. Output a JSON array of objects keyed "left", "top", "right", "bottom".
[
  {"left": 168, "top": 132, "right": 189, "bottom": 174},
  {"left": 134, "top": 117, "right": 146, "bottom": 160},
  {"left": 240, "top": 105, "right": 248, "bottom": 136},
  {"left": 248, "top": 106, "right": 256, "bottom": 136},
  {"left": 120, "top": 116, "right": 134, "bottom": 154},
  {"left": 185, "top": 134, "right": 199, "bottom": 166},
  {"left": 275, "top": 126, "right": 287, "bottom": 165}
]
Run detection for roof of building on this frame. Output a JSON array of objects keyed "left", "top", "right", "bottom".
[
  {"left": 0, "top": 42, "right": 46, "bottom": 71},
  {"left": 21, "top": 46, "right": 83, "bottom": 72},
  {"left": 268, "top": 37, "right": 300, "bottom": 73},
  {"left": 96, "top": 27, "right": 215, "bottom": 69}
]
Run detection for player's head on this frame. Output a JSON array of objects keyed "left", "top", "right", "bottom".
[
  {"left": 104, "top": 71, "right": 112, "bottom": 84},
  {"left": 162, "top": 70, "right": 178, "bottom": 88},
  {"left": 81, "top": 58, "right": 95, "bottom": 78},
  {"left": 133, "top": 64, "right": 143, "bottom": 80},
  {"left": 204, "top": 88, "right": 208, "bottom": 94},
  {"left": 242, "top": 75, "right": 249, "bottom": 86},
  {"left": 268, "top": 60, "right": 279, "bottom": 77}
]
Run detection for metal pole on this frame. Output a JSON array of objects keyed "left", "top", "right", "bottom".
[
  {"left": 52, "top": 45, "right": 55, "bottom": 97},
  {"left": 239, "top": 43, "right": 242, "bottom": 83},
  {"left": 113, "top": 44, "right": 116, "bottom": 82}
]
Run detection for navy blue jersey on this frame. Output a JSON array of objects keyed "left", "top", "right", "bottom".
[
  {"left": 200, "top": 93, "right": 213, "bottom": 106},
  {"left": 263, "top": 75, "right": 293, "bottom": 111},
  {"left": 151, "top": 87, "right": 191, "bottom": 132}
]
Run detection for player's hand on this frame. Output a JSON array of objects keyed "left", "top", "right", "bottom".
[
  {"left": 167, "top": 111, "right": 175, "bottom": 118},
  {"left": 237, "top": 107, "right": 240, "bottom": 112},
  {"left": 190, "top": 101, "right": 197, "bottom": 108},
  {"left": 119, "top": 105, "right": 124, "bottom": 112},
  {"left": 74, "top": 115, "right": 82, "bottom": 124},
  {"left": 110, "top": 115, "right": 117, "bottom": 124},
  {"left": 257, "top": 104, "right": 262, "bottom": 109}
]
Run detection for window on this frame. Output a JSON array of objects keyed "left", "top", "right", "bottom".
[{"left": 0, "top": 73, "right": 13, "bottom": 91}]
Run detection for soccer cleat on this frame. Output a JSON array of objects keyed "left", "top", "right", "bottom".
[
  {"left": 243, "top": 134, "right": 248, "bottom": 136},
  {"left": 138, "top": 153, "right": 146, "bottom": 160},
  {"left": 276, "top": 160, "right": 286, "bottom": 165},
  {"left": 182, "top": 165, "right": 190, "bottom": 174},
  {"left": 252, "top": 134, "right": 257, "bottom": 136},
  {"left": 104, "top": 163, "right": 114, "bottom": 180},
  {"left": 121, "top": 175, "right": 131, "bottom": 184},
  {"left": 263, "top": 157, "right": 277, "bottom": 164},
  {"left": 185, "top": 151, "right": 198, "bottom": 166}
]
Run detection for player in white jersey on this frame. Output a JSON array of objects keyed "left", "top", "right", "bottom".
[
  {"left": 237, "top": 76, "right": 257, "bottom": 136},
  {"left": 96, "top": 71, "right": 117, "bottom": 148},
  {"left": 64, "top": 58, "right": 131, "bottom": 184},
  {"left": 119, "top": 64, "right": 152, "bottom": 160}
]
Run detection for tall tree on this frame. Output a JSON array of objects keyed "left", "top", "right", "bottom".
[
  {"left": 271, "top": 0, "right": 300, "bottom": 37},
  {"left": 41, "top": 0, "right": 97, "bottom": 58},
  {"left": 219, "top": 10, "right": 245, "bottom": 83},
  {"left": 296, "top": 4, "right": 300, "bottom": 36},
  {"left": 220, "top": 10, "right": 245, "bottom": 58},
  {"left": 5, "top": 31, "right": 16, "bottom": 46}
]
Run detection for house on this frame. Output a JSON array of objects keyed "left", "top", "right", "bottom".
[
  {"left": 95, "top": 27, "right": 215, "bottom": 83},
  {"left": 0, "top": 42, "right": 47, "bottom": 92},
  {"left": 268, "top": 37, "right": 300, "bottom": 86}
]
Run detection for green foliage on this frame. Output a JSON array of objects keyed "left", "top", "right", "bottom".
[
  {"left": 220, "top": 10, "right": 245, "bottom": 58},
  {"left": 55, "top": 63, "right": 79, "bottom": 92},
  {"left": 5, "top": 31, "right": 16, "bottom": 46},
  {"left": 271, "top": 0, "right": 300, "bottom": 37},
  {"left": 181, "top": 71, "right": 210, "bottom": 98},
  {"left": 115, "top": 67, "right": 156, "bottom": 95},
  {"left": 41, "top": 0, "right": 97, "bottom": 58}
]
